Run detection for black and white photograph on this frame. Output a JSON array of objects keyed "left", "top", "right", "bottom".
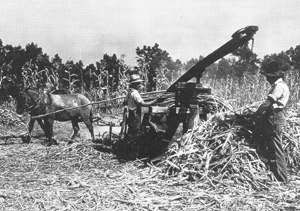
[{"left": 0, "top": 0, "right": 300, "bottom": 210}]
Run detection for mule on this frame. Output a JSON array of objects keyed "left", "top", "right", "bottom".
[
  {"left": 0, "top": 85, "right": 46, "bottom": 137},
  {"left": 16, "top": 88, "right": 94, "bottom": 146},
  {"left": 27, "top": 89, "right": 71, "bottom": 136},
  {"left": 1, "top": 84, "right": 71, "bottom": 137}
]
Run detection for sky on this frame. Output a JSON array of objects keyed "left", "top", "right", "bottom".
[{"left": 1, "top": 0, "right": 300, "bottom": 66}]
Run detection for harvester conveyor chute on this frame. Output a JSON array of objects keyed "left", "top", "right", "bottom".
[{"left": 167, "top": 25, "right": 259, "bottom": 92}]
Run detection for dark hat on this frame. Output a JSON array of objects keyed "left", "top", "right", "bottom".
[
  {"left": 261, "top": 71, "right": 284, "bottom": 77},
  {"left": 129, "top": 74, "right": 144, "bottom": 84},
  {"left": 260, "top": 60, "right": 284, "bottom": 77}
]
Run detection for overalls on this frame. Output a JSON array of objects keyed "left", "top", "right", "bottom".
[
  {"left": 258, "top": 79, "right": 289, "bottom": 182},
  {"left": 126, "top": 89, "right": 143, "bottom": 139},
  {"left": 259, "top": 108, "right": 287, "bottom": 182},
  {"left": 128, "top": 106, "right": 142, "bottom": 136}
]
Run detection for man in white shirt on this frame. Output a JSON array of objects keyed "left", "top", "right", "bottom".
[
  {"left": 253, "top": 61, "right": 290, "bottom": 183},
  {"left": 123, "top": 74, "right": 159, "bottom": 139}
]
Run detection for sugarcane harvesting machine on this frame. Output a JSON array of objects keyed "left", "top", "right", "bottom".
[
  {"left": 120, "top": 26, "right": 259, "bottom": 144},
  {"left": 0, "top": 26, "right": 258, "bottom": 157}
]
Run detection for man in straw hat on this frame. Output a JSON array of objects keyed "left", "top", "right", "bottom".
[
  {"left": 123, "top": 74, "right": 162, "bottom": 139},
  {"left": 252, "top": 60, "right": 290, "bottom": 183}
]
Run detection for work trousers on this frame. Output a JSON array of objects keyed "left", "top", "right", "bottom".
[
  {"left": 127, "top": 109, "right": 141, "bottom": 139},
  {"left": 258, "top": 109, "right": 288, "bottom": 182}
]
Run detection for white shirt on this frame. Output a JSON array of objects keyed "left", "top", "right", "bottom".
[
  {"left": 268, "top": 78, "right": 289, "bottom": 109},
  {"left": 125, "top": 88, "right": 144, "bottom": 111}
]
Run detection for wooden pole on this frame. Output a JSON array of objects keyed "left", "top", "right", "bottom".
[{"left": 30, "top": 90, "right": 167, "bottom": 120}]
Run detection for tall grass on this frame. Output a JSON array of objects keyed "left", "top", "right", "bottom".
[
  {"left": 17, "top": 65, "right": 300, "bottom": 114},
  {"left": 203, "top": 70, "right": 299, "bottom": 109},
  {"left": 285, "top": 69, "right": 300, "bottom": 109}
]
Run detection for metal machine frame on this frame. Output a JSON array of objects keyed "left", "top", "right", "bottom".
[{"left": 121, "top": 26, "right": 259, "bottom": 141}]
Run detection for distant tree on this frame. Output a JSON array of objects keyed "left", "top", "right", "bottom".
[
  {"left": 184, "top": 56, "right": 204, "bottom": 71},
  {"left": 184, "top": 56, "right": 223, "bottom": 82},
  {"left": 74, "top": 60, "right": 84, "bottom": 92},
  {"left": 50, "top": 54, "right": 65, "bottom": 89},
  {"left": 286, "top": 45, "right": 300, "bottom": 71},
  {"left": 136, "top": 43, "right": 172, "bottom": 91},
  {"left": 84, "top": 63, "right": 97, "bottom": 90},
  {"left": 2, "top": 44, "right": 25, "bottom": 83},
  {"left": 216, "top": 57, "right": 235, "bottom": 79},
  {"left": 36, "top": 53, "right": 51, "bottom": 70},
  {"left": 0, "top": 39, "right": 5, "bottom": 65},
  {"left": 231, "top": 43, "right": 260, "bottom": 79},
  {"left": 100, "top": 53, "right": 124, "bottom": 93},
  {"left": 202, "top": 62, "right": 218, "bottom": 81},
  {"left": 52, "top": 54, "right": 62, "bottom": 65},
  {"left": 160, "top": 59, "right": 184, "bottom": 82},
  {"left": 24, "top": 43, "right": 43, "bottom": 64},
  {"left": 173, "top": 59, "right": 184, "bottom": 78},
  {"left": 261, "top": 52, "right": 292, "bottom": 74}
]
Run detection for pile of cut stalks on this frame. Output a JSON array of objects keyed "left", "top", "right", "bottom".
[
  {"left": 157, "top": 102, "right": 300, "bottom": 184},
  {"left": 1, "top": 101, "right": 300, "bottom": 210},
  {"left": 0, "top": 108, "right": 25, "bottom": 127}
]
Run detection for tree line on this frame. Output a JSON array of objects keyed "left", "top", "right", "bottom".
[{"left": 0, "top": 38, "right": 299, "bottom": 97}]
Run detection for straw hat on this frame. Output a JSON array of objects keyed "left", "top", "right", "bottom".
[
  {"left": 126, "top": 67, "right": 138, "bottom": 75},
  {"left": 129, "top": 74, "right": 144, "bottom": 84}
]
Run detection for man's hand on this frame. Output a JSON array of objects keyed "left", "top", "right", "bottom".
[
  {"left": 250, "top": 113, "right": 260, "bottom": 126},
  {"left": 156, "top": 97, "right": 167, "bottom": 103}
]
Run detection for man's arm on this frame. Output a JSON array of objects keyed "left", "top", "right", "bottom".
[
  {"left": 254, "top": 96, "right": 275, "bottom": 116},
  {"left": 140, "top": 99, "right": 157, "bottom": 107},
  {"left": 255, "top": 82, "right": 285, "bottom": 117},
  {"left": 140, "top": 95, "right": 167, "bottom": 107}
]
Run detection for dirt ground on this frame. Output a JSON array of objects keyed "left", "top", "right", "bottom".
[
  {"left": 27, "top": 114, "right": 123, "bottom": 144},
  {"left": 1, "top": 114, "right": 300, "bottom": 210}
]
